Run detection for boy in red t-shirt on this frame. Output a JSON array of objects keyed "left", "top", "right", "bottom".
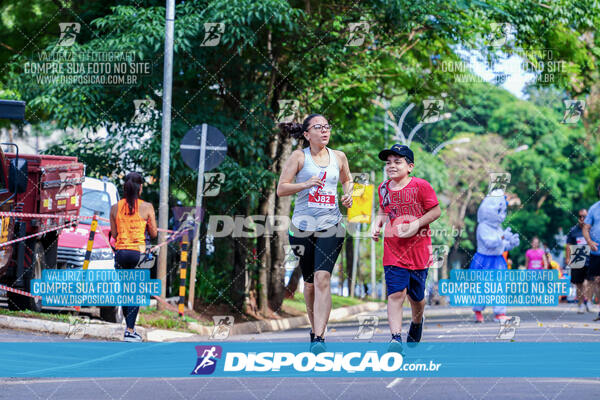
[{"left": 372, "top": 144, "right": 441, "bottom": 350}]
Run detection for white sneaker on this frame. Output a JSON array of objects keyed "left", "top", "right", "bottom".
[{"left": 578, "top": 303, "right": 585, "bottom": 314}]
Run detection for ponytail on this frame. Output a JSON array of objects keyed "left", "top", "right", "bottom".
[
  {"left": 123, "top": 172, "right": 143, "bottom": 215},
  {"left": 277, "top": 113, "right": 324, "bottom": 147}
]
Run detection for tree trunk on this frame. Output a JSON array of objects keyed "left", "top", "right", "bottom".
[
  {"left": 232, "top": 235, "right": 248, "bottom": 312},
  {"left": 257, "top": 197, "right": 273, "bottom": 316},
  {"left": 448, "top": 188, "right": 473, "bottom": 279},
  {"left": 285, "top": 265, "right": 302, "bottom": 298},
  {"left": 256, "top": 124, "right": 283, "bottom": 315},
  {"left": 268, "top": 133, "right": 294, "bottom": 312},
  {"left": 344, "top": 232, "right": 354, "bottom": 294}
]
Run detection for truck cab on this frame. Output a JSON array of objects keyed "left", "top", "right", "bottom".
[{"left": 0, "top": 100, "right": 85, "bottom": 312}]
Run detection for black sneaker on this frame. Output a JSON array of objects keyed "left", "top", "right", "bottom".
[
  {"left": 406, "top": 318, "right": 424, "bottom": 346},
  {"left": 310, "top": 336, "right": 326, "bottom": 354},
  {"left": 594, "top": 313, "right": 600, "bottom": 322},
  {"left": 124, "top": 330, "right": 142, "bottom": 342},
  {"left": 310, "top": 330, "right": 315, "bottom": 342}
]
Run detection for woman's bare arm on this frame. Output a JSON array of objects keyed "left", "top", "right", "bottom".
[
  {"left": 336, "top": 150, "right": 354, "bottom": 208},
  {"left": 144, "top": 202, "right": 158, "bottom": 239},
  {"left": 109, "top": 204, "right": 118, "bottom": 240}
]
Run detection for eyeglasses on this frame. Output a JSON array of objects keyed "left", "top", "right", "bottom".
[
  {"left": 308, "top": 124, "right": 331, "bottom": 131},
  {"left": 579, "top": 215, "right": 586, "bottom": 219}
]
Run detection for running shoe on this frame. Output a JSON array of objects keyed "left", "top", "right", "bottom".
[
  {"left": 585, "top": 301, "right": 591, "bottom": 313},
  {"left": 474, "top": 311, "right": 484, "bottom": 323},
  {"left": 494, "top": 314, "right": 509, "bottom": 322},
  {"left": 309, "top": 330, "right": 315, "bottom": 342},
  {"left": 387, "top": 335, "right": 404, "bottom": 355},
  {"left": 594, "top": 313, "right": 600, "bottom": 322},
  {"left": 406, "top": 318, "right": 424, "bottom": 346},
  {"left": 578, "top": 303, "right": 585, "bottom": 314},
  {"left": 124, "top": 330, "right": 143, "bottom": 342},
  {"left": 310, "top": 336, "right": 326, "bottom": 354}
]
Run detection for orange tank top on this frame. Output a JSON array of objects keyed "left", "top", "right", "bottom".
[{"left": 115, "top": 199, "right": 147, "bottom": 252}]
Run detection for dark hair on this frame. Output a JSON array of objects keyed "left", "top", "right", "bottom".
[
  {"left": 278, "top": 113, "right": 324, "bottom": 147},
  {"left": 123, "top": 172, "right": 143, "bottom": 215}
]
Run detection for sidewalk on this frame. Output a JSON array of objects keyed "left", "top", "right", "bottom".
[
  {"left": 0, "top": 301, "right": 385, "bottom": 342},
  {"left": 149, "top": 301, "right": 385, "bottom": 342},
  {"left": 0, "top": 314, "right": 147, "bottom": 341}
]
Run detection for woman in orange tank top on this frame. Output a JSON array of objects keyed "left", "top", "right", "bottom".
[{"left": 110, "top": 172, "right": 157, "bottom": 342}]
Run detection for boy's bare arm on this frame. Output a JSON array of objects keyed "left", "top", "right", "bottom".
[
  {"left": 418, "top": 204, "right": 441, "bottom": 228},
  {"left": 371, "top": 206, "right": 386, "bottom": 242}
]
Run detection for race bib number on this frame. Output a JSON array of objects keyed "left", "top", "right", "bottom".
[
  {"left": 308, "top": 189, "right": 336, "bottom": 209},
  {"left": 530, "top": 259, "right": 542, "bottom": 269}
]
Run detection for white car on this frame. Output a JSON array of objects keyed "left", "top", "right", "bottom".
[{"left": 56, "top": 177, "right": 123, "bottom": 322}]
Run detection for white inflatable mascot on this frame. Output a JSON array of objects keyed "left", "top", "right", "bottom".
[{"left": 471, "top": 189, "right": 520, "bottom": 323}]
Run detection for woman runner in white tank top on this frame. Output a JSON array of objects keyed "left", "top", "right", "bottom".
[{"left": 277, "top": 114, "right": 354, "bottom": 352}]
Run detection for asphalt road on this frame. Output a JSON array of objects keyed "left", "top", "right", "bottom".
[{"left": 1, "top": 305, "right": 600, "bottom": 399}]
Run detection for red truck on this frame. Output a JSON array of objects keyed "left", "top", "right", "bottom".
[{"left": 0, "top": 100, "right": 84, "bottom": 312}]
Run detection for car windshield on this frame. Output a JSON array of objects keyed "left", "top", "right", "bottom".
[{"left": 80, "top": 189, "right": 111, "bottom": 226}]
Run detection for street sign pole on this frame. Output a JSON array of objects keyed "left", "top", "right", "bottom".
[
  {"left": 187, "top": 124, "right": 207, "bottom": 310},
  {"left": 370, "top": 171, "right": 376, "bottom": 299},
  {"left": 157, "top": 0, "right": 175, "bottom": 308},
  {"left": 179, "top": 123, "right": 228, "bottom": 311}
]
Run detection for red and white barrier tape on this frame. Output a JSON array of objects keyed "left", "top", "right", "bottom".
[
  {"left": 0, "top": 211, "right": 81, "bottom": 220},
  {"left": 0, "top": 222, "right": 74, "bottom": 249},
  {"left": 0, "top": 284, "right": 41, "bottom": 299},
  {"left": 149, "top": 227, "right": 193, "bottom": 253},
  {"left": 0, "top": 214, "right": 185, "bottom": 304}
]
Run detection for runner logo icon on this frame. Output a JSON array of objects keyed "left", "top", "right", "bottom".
[{"left": 191, "top": 345, "right": 222, "bottom": 375}]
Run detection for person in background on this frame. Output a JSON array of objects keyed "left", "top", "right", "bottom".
[
  {"left": 566, "top": 209, "right": 591, "bottom": 314},
  {"left": 544, "top": 249, "right": 565, "bottom": 302},
  {"left": 525, "top": 237, "right": 547, "bottom": 270},
  {"left": 110, "top": 172, "right": 158, "bottom": 342},
  {"left": 554, "top": 227, "right": 567, "bottom": 267},
  {"left": 582, "top": 183, "right": 600, "bottom": 321}
]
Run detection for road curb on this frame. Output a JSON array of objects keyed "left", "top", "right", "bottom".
[
  {"left": 0, "top": 302, "right": 384, "bottom": 342},
  {"left": 420, "top": 305, "right": 579, "bottom": 318},
  {"left": 184, "top": 301, "right": 386, "bottom": 338},
  {"left": 0, "top": 315, "right": 147, "bottom": 341},
  {"left": 0, "top": 304, "right": 580, "bottom": 342}
]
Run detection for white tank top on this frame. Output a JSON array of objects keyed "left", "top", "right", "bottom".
[{"left": 291, "top": 147, "right": 342, "bottom": 231}]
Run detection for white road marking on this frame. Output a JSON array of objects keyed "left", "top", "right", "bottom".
[{"left": 386, "top": 378, "right": 403, "bottom": 388}]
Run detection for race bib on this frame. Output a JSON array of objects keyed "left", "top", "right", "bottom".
[
  {"left": 308, "top": 189, "right": 336, "bottom": 209},
  {"left": 530, "top": 259, "right": 542, "bottom": 268},
  {"left": 576, "top": 237, "right": 586, "bottom": 245}
]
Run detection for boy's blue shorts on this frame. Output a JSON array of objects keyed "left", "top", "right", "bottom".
[{"left": 384, "top": 266, "right": 428, "bottom": 301}]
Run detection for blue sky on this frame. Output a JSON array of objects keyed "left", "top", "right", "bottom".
[{"left": 460, "top": 50, "right": 535, "bottom": 99}]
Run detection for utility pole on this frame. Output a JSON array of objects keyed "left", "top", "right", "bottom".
[
  {"left": 350, "top": 223, "right": 360, "bottom": 297},
  {"left": 157, "top": 0, "right": 175, "bottom": 307}
]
